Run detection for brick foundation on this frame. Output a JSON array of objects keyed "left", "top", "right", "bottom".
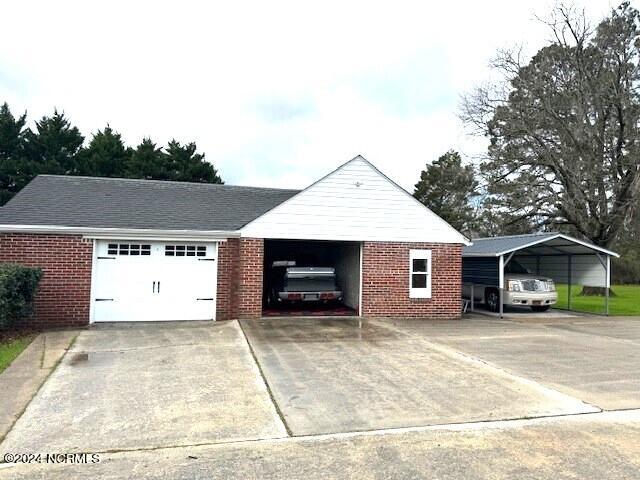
[
  {"left": 361, "top": 242, "right": 462, "bottom": 318},
  {"left": 0, "top": 233, "right": 93, "bottom": 328}
]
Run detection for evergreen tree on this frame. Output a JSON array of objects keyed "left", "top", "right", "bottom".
[
  {"left": 164, "top": 140, "right": 222, "bottom": 183},
  {"left": 0, "top": 103, "right": 225, "bottom": 201},
  {"left": 413, "top": 150, "right": 478, "bottom": 234},
  {"left": 23, "top": 109, "right": 84, "bottom": 175},
  {"left": 0, "top": 103, "right": 29, "bottom": 204},
  {"left": 126, "top": 138, "right": 166, "bottom": 179},
  {"left": 78, "top": 126, "right": 130, "bottom": 177}
]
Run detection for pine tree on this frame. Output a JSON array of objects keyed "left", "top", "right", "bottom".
[
  {"left": 413, "top": 150, "right": 478, "bottom": 234},
  {"left": 23, "top": 109, "right": 84, "bottom": 175},
  {"left": 78, "top": 126, "right": 130, "bottom": 177},
  {"left": 164, "top": 140, "right": 222, "bottom": 183},
  {"left": 0, "top": 103, "right": 29, "bottom": 203}
]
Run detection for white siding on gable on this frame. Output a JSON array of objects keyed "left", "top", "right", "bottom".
[{"left": 241, "top": 157, "right": 469, "bottom": 243}]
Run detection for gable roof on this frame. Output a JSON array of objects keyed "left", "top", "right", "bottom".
[
  {"left": 241, "top": 155, "right": 470, "bottom": 244},
  {"left": 463, "top": 232, "right": 619, "bottom": 257},
  {"left": 0, "top": 175, "right": 299, "bottom": 233}
]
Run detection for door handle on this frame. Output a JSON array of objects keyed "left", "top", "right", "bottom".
[
  {"left": 153, "top": 281, "right": 156, "bottom": 293},
  {"left": 157, "top": 281, "right": 160, "bottom": 293}
]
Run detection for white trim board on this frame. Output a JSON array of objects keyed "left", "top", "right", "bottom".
[{"left": 0, "top": 224, "right": 239, "bottom": 240}]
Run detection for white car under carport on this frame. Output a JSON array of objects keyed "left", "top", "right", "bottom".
[{"left": 462, "top": 232, "right": 619, "bottom": 317}]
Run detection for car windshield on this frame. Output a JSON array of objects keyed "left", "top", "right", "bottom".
[{"left": 505, "top": 260, "right": 530, "bottom": 274}]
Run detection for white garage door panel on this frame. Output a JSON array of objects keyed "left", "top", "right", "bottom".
[{"left": 92, "top": 241, "right": 218, "bottom": 322}]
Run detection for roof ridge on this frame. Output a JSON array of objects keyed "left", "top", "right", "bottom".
[
  {"left": 472, "top": 232, "right": 557, "bottom": 241},
  {"left": 34, "top": 174, "right": 301, "bottom": 192}
]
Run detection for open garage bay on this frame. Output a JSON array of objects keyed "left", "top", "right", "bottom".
[{"left": 262, "top": 240, "right": 361, "bottom": 317}]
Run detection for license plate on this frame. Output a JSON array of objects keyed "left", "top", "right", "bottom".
[
  {"left": 532, "top": 300, "right": 541, "bottom": 305},
  {"left": 304, "top": 294, "right": 319, "bottom": 301}
]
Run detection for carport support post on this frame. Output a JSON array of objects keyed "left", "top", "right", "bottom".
[
  {"left": 499, "top": 254, "right": 504, "bottom": 319},
  {"left": 605, "top": 255, "right": 610, "bottom": 316},
  {"left": 567, "top": 255, "right": 572, "bottom": 311}
]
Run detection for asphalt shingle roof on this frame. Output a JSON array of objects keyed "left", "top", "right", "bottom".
[{"left": 0, "top": 175, "right": 300, "bottom": 231}]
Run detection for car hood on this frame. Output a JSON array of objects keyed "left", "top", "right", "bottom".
[{"left": 505, "top": 274, "right": 554, "bottom": 282}]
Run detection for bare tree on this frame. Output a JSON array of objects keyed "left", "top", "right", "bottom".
[{"left": 461, "top": 2, "right": 640, "bottom": 248}]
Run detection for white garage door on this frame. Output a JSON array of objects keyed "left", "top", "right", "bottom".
[{"left": 91, "top": 241, "right": 218, "bottom": 322}]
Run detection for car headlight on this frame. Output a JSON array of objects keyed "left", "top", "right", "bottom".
[{"left": 508, "top": 280, "right": 522, "bottom": 292}]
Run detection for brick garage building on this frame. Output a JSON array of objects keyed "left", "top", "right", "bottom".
[{"left": 0, "top": 156, "right": 469, "bottom": 327}]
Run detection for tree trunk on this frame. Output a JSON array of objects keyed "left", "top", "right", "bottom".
[{"left": 579, "top": 286, "right": 616, "bottom": 297}]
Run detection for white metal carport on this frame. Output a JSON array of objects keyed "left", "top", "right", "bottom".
[{"left": 463, "top": 233, "right": 620, "bottom": 317}]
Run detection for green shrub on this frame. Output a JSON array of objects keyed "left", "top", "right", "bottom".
[{"left": 0, "top": 264, "right": 42, "bottom": 329}]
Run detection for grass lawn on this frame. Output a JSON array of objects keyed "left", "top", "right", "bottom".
[
  {"left": 555, "top": 284, "right": 640, "bottom": 316},
  {"left": 0, "top": 334, "right": 35, "bottom": 374}
]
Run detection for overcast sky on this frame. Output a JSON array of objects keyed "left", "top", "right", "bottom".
[{"left": 0, "top": 1, "right": 617, "bottom": 191}]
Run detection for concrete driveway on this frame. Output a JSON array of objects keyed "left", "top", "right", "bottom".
[
  {"left": 0, "top": 322, "right": 286, "bottom": 453},
  {"left": 240, "top": 318, "right": 595, "bottom": 435},
  {"left": 409, "top": 316, "right": 640, "bottom": 410},
  {"left": 1, "top": 315, "right": 639, "bottom": 479}
]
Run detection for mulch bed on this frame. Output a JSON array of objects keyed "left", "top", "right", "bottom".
[{"left": 0, "top": 326, "right": 41, "bottom": 344}]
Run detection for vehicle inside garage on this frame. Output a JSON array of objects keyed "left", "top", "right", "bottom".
[{"left": 262, "top": 239, "right": 361, "bottom": 317}]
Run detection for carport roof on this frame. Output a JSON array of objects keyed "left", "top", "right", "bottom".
[
  {"left": 0, "top": 175, "right": 300, "bottom": 232},
  {"left": 464, "top": 232, "right": 619, "bottom": 258}
]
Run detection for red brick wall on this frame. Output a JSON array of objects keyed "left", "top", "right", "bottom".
[
  {"left": 237, "top": 238, "right": 263, "bottom": 318},
  {"left": 362, "top": 242, "right": 462, "bottom": 319},
  {"left": 216, "top": 238, "right": 239, "bottom": 320},
  {"left": 0, "top": 233, "right": 93, "bottom": 328}
]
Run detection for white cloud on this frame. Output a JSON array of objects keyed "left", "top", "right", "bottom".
[{"left": 0, "top": 0, "right": 615, "bottom": 190}]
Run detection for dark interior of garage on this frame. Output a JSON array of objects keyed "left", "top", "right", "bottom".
[{"left": 262, "top": 240, "right": 361, "bottom": 317}]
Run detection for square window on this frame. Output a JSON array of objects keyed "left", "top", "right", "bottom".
[
  {"left": 412, "top": 258, "right": 427, "bottom": 272},
  {"left": 411, "top": 274, "right": 427, "bottom": 289}
]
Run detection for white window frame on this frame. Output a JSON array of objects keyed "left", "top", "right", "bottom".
[{"left": 409, "top": 249, "right": 432, "bottom": 299}]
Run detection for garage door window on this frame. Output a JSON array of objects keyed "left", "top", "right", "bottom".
[
  {"left": 409, "top": 249, "right": 431, "bottom": 298},
  {"left": 165, "top": 245, "right": 207, "bottom": 257},
  {"left": 107, "top": 243, "right": 151, "bottom": 256}
]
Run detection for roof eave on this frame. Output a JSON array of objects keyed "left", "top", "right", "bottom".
[
  {"left": 464, "top": 233, "right": 619, "bottom": 258},
  {"left": 0, "top": 224, "right": 240, "bottom": 240}
]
